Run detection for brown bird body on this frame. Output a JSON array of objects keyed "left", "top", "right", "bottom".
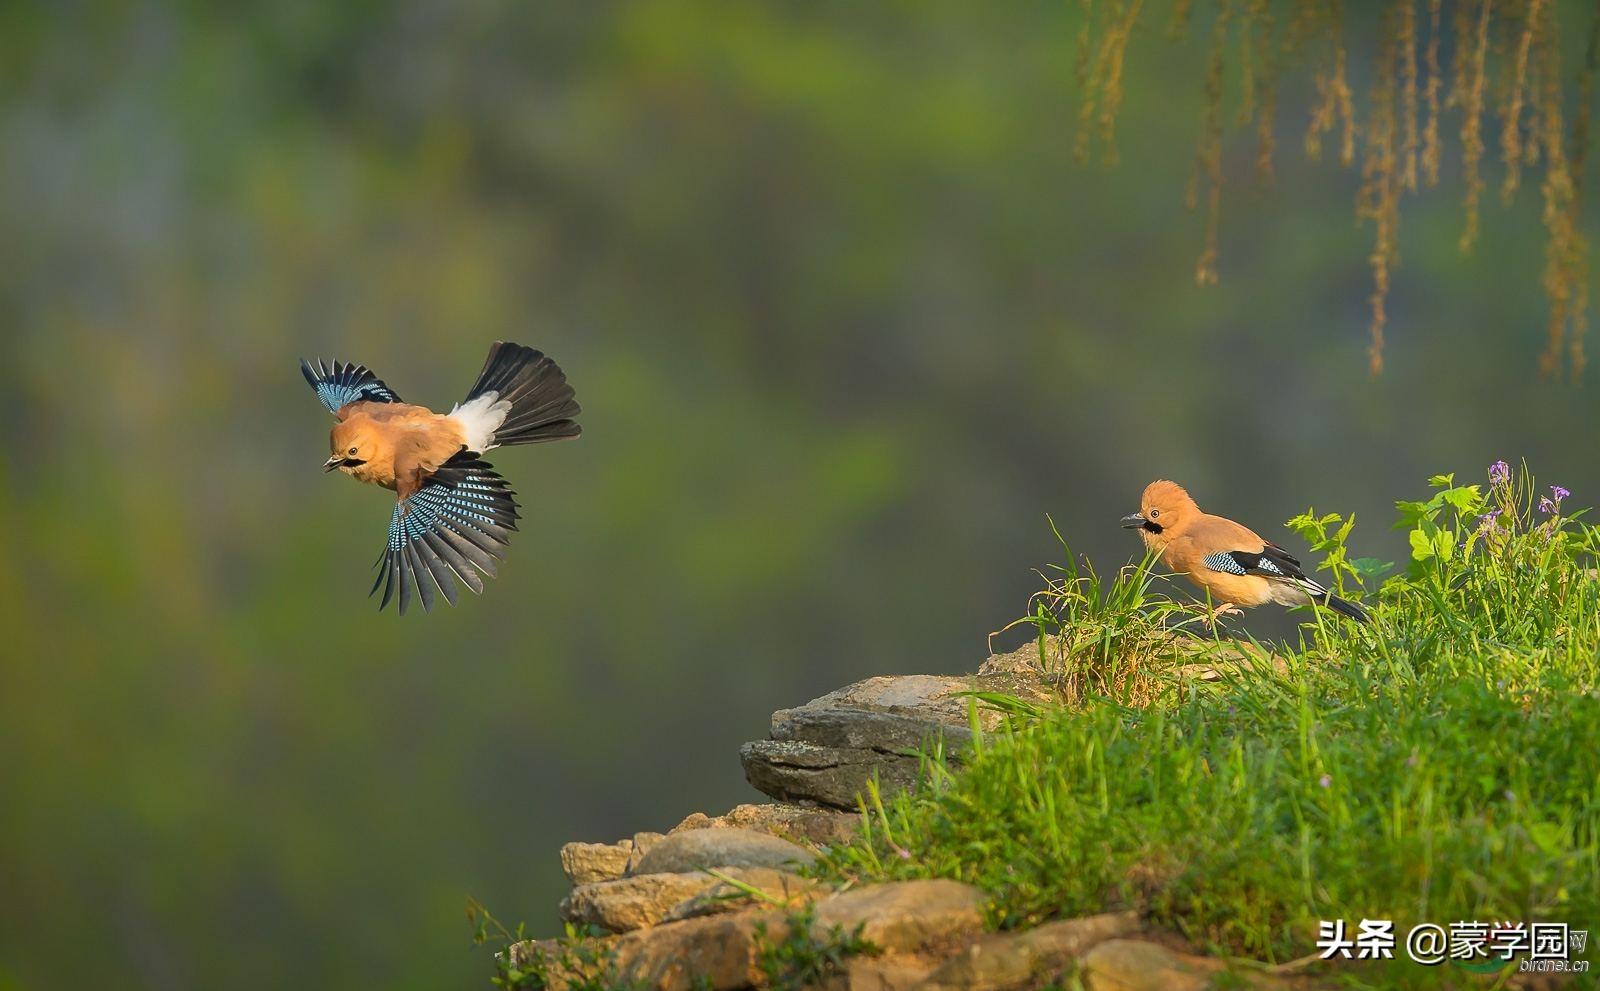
[
  {"left": 1121, "top": 480, "right": 1368, "bottom": 622},
  {"left": 329, "top": 403, "right": 469, "bottom": 498},
  {"left": 303, "top": 342, "right": 581, "bottom": 613}
]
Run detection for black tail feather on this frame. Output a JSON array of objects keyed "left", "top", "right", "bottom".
[
  {"left": 1322, "top": 594, "right": 1370, "bottom": 623},
  {"left": 464, "top": 342, "right": 581, "bottom": 447}
]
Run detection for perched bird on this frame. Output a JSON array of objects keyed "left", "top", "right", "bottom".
[
  {"left": 302, "top": 342, "right": 580, "bottom": 614},
  {"left": 1121, "top": 480, "right": 1368, "bottom": 623}
]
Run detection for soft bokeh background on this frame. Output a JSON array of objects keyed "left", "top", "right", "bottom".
[{"left": 1, "top": 3, "right": 1596, "bottom": 989}]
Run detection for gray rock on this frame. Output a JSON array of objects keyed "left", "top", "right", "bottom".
[
  {"left": 624, "top": 831, "right": 667, "bottom": 874},
  {"left": 740, "top": 740, "right": 922, "bottom": 810},
  {"left": 660, "top": 868, "right": 817, "bottom": 923},
  {"left": 561, "top": 872, "right": 724, "bottom": 934},
  {"left": 921, "top": 912, "right": 1142, "bottom": 990},
  {"left": 809, "top": 879, "right": 986, "bottom": 952},
  {"left": 811, "top": 956, "right": 937, "bottom": 991},
  {"left": 670, "top": 803, "right": 861, "bottom": 847},
  {"left": 629, "top": 826, "right": 816, "bottom": 875},
  {"left": 1082, "top": 939, "right": 1289, "bottom": 990},
  {"left": 560, "top": 841, "right": 634, "bottom": 886},
  {"left": 512, "top": 906, "right": 768, "bottom": 991},
  {"left": 740, "top": 672, "right": 1053, "bottom": 808},
  {"left": 559, "top": 867, "right": 815, "bottom": 933}
]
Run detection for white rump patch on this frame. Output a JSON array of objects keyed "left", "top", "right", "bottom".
[{"left": 448, "top": 392, "right": 512, "bottom": 452}]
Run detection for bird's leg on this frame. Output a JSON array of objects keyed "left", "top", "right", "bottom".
[{"left": 1205, "top": 601, "right": 1242, "bottom": 629}]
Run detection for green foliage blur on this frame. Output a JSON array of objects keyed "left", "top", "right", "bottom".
[{"left": 0, "top": 3, "right": 1595, "bottom": 990}]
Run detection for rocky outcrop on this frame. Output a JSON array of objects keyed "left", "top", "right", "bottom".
[
  {"left": 517, "top": 879, "right": 989, "bottom": 991},
  {"left": 670, "top": 802, "right": 860, "bottom": 847},
  {"left": 559, "top": 841, "right": 634, "bottom": 886},
  {"left": 630, "top": 827, "right": 816, "bottom": 875},
  {"left": 518, "top": 649, "right": 1328, "bottom": 990},
  {"left": 918, "top": 913, "right": 1141, "bottom": 991},
  {"left": 559, "top": 867, "right": 817, "bottom": 933},
  {"left": 1081, "top": 939, "right": 1297, "bottom": 990},
  {"left": 739, "top": 666, "right": 1055, "bottom": 809}
]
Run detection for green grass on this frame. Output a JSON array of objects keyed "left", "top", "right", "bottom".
[
  {"left": 817, "top": 464, "right": 1600, "bottom": 988},
  {"left": 468, "top": 901, "right": 646, "bottom": 991},
  {"left": 751, "top": 903, "right": 878, "bottom": 991},
  {"left": 997, "top": 517, "right": 1202, "bottom": 707}
]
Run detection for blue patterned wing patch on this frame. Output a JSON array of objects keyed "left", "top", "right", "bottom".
[
  {"left": 371, "top": 452, "right": 521, "bottom": 615},
  {"left": 1203, "top": 551, "right": 1250, "bottom": 576},
  {"left": 1253, "top": 555, "right": 1286, "bottom": 575},
  {"left": 301, "top": 358, "right": 402, "bottom": 414},
  {"left": 1209, "top": 547, "right": 1319, "bottom": 588}
]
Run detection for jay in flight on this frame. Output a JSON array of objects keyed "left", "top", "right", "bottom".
[
  {"left": 1121, "top": 480, "right": 1368, "bottom": 623},
  {"left": 302, "top": 342, "right": 580, "bottom": 614}
]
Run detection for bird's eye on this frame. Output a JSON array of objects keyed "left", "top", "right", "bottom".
[
  {"left": 1150, "top": 509, "right": 1160, "bottom": 519},
  {"left": 348, "top": 446, "right": 358, "bottom": 455}
]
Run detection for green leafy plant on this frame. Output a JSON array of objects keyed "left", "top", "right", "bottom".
[
  {"left": 468, "top": 899, "right": 643, "bottom": 991},
  {"left": 752, "top": 903, "right": 878, "bottom": 991},
  {"left": 1283, "top": 509, "right": 1391, "bottom": 597}
]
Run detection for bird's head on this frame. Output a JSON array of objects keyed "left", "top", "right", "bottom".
[
  {"left": 1120, "top": 479, "right": 1199, "bottom": 548},
  {"left": 326, "top": 419, "right": 378, "bottom": 474}
]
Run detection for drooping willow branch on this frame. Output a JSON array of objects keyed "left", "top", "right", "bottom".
[{"left": 1075, "top": 0, "right": 1598, "bottom": 379}]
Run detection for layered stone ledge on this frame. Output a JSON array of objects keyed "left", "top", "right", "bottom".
[{"left": 516, "top": 645, "right": 1324, "bottom": 990}]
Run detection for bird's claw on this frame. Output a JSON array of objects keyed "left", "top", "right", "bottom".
[{"left": 1203, "top": 602, "right": 1242, "bottom": 629}]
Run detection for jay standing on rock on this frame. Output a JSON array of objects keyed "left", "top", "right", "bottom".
[
  {"left": 1121, "top": 480, "right": 1368, "bottom": 624},
  {"left": 303, "top": 341, "right": 580, "bottom": 614}
]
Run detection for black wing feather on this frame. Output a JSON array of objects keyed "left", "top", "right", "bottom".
[
  {"left": 301, "top": 358, "right": 402, "bottom": 414},
  {"left": 1208, "top": 546, "right": 1369, "bottom": 622},
  {"left": 370, "top": 451, "right": 521, "bottom": 614}
]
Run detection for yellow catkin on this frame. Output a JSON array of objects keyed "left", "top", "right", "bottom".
[
  {"left": 1401, "top": 0, "right": 1420, "bottom": 191},
  {"left": 1332, "top": 8, "right": 1357, "bottom": 168},
  {"left": 1286, "top": 0, "right": 1318, "bottom": 53},
  {"left": 1449, "top": 0, "right": 1474, "bottom": 110},
  {"left": 1168, "top": 0, "right": 1194, "bottom": 39},
  {"left": 1239, "top": 0, "right": 1258, "bottom": 126},
  {"left": 1361, "top": 2, "right": 1404, "bottom": 376},
  {"left": 1422, "top": 0, "right": 1442, "bottom": 185},
  {"left": 1097, "top": 0, "right": 1146, "bottom": 166},
  {"left": 1573, "top": 0, "right": 1600, "bottom": 201},
  {"left": 1253, "top": 0, "right": 1279, "bottom": 180},
  {"left": 1459, "top": 0, "right": 1493, "bottom": 253},
  {"left": 1305, "top": 3, "right": 1339, "bottom": 161},
  {"left": 1503, "top": 0, "right": 1546, "bottom": 201},
  {"left": 1074, "top": 0, "right": 1102, "bottom": 166},
  {"left": 1067, "top": 0, "right": 1589, "bottom": 376},
  {"left": 1194, "top": 0, "right": 1233, "bottom": 287},
  {"left": 1536, "top": 16, "right": 1589, "bottom": 381}
]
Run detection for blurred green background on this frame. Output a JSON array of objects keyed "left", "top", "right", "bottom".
[{"left": 1, "top": 2, "right": 1596, "bottom": 989}]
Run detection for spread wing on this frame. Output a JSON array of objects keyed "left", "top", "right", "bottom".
[
  {"left": 1203, "top": 542, "right": 1328, "bottom": 593},
  {"left": 371, "top": 450, "right": 520, "bottom": 614},
  {"left": 301, "top": 358, "right": 402, "bottom": 415}
]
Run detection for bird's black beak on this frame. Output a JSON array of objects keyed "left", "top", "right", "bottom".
[
  {"left": 1120, "top": 513, "right": 1148, "bottom": 529},
  {"left": 323, "top": 455, "right": 347, "bottom": 472}
]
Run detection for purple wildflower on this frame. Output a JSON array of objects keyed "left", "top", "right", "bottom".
[
  {"left": 1318, "top": 774, "right": 1332, "bottom": 789},
  {"left": 1488, "top": 460, "right": 1510, "bottom": 485},
  {"left": 1477, "top": 508, "right": 1503, "bottom": 533},
  {"left": 894, "top": 846, "right": 912, "bottom": 860},
  {"left": 1552, "top": 485, "right": 1570, "bottom": 503},
  {"left": 1540, "top": 497, "right": 1555, "bottom": 514}
]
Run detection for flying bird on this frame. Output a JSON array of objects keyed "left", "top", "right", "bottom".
[
  {"left": 1121, "top": 480, "right": 1368, "bottom": 624},
  {"left": 302, "top": 342, "right": 580, "bottom": 614}
]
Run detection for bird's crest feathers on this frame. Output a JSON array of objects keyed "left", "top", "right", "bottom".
[{"left": 1141, "top": 479, "right": 1198, "bottom": 514}]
